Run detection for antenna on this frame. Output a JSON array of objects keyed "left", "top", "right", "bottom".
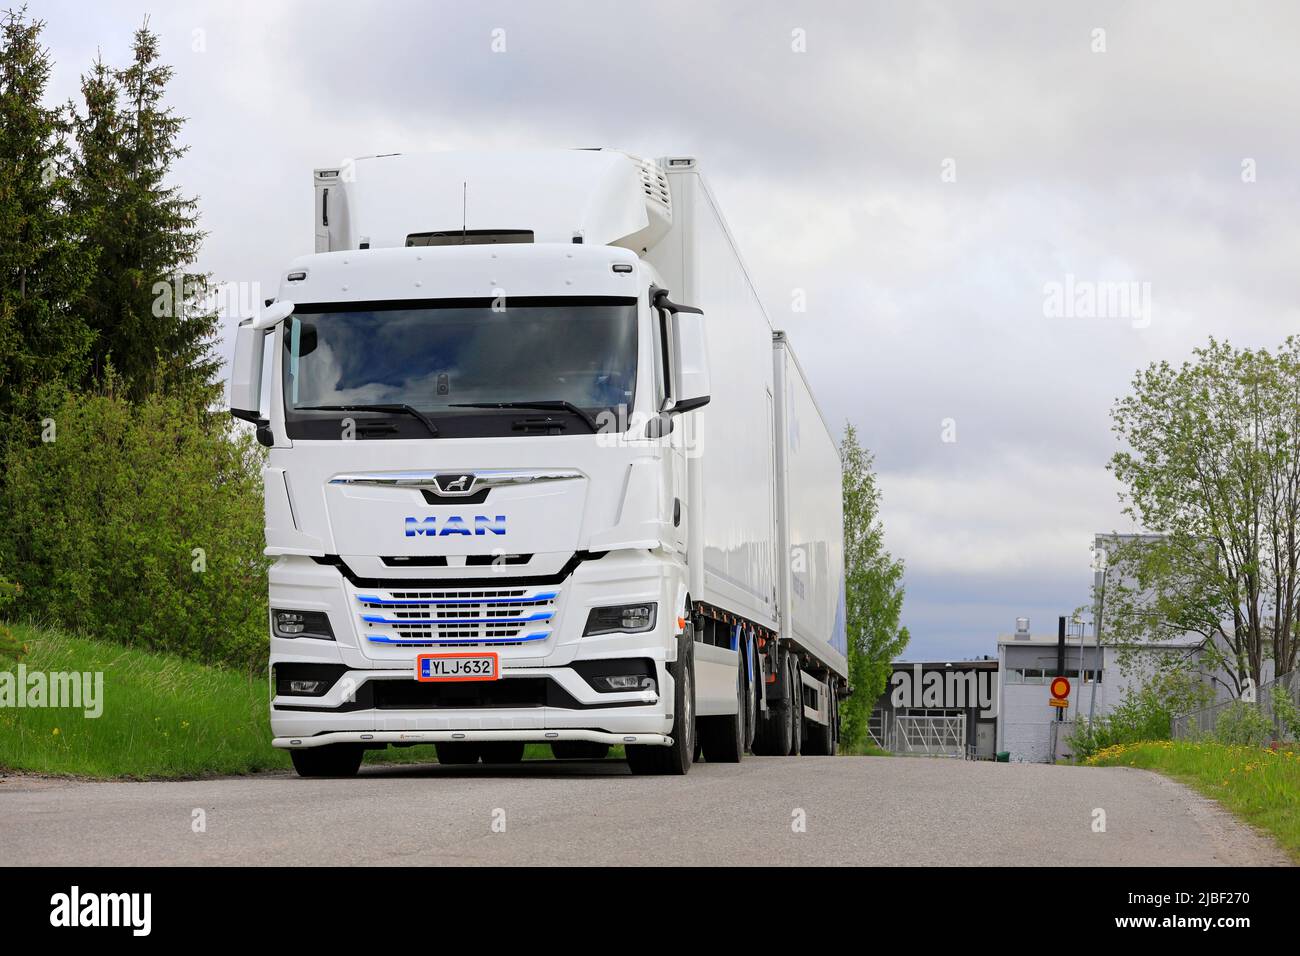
[{"left": 461, "top": 182, "right": 467, "bottom": 245}]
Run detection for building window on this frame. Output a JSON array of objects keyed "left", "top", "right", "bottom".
[{"left": 1005, "top": 668, "right": 1102, "bottom": 685}]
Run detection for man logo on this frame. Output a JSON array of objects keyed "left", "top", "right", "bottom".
[
  {"left": 434, "top": 474, "right": 476, "bottom": 495},
  {"left": 405, "top": 515, "right": 506, "bottom": 537}
]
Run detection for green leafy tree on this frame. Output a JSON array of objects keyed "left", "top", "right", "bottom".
[
  {"left": 1, "top": 379, "right": 270, "bottom": 670},
  {"left": 838, "top": 423, "right": 909, "bottom": 749},
  {"left": 0, "top": 7, "right": 95, "bottom": 430},
  {"left": 70, "top": 19, "right": 220, "bottom": 404},
  {"left": 1107, "top": 338, "right": 1300, "bottom": 692}
]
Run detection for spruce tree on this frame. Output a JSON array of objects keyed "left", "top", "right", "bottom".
[
  {"left": 0, "top": 7, "right": 95, "bottom": 430},
  {"left": 73, "top": 19, "right": 220, "bottom": 404}
]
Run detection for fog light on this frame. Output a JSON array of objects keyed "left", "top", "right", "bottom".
[
  {"left": 583, "top": 603, "right": 657, "bottom": 636},
  {"left": 601, "top": 675, "right": 654, "bottom": 691},
  {"left": 276, "top": 611, "right": 305, "bottom": 635},
  {"left": 288, "top": 679, "right": 326, "bottom": 694},
  {"left": 272, "top": 608, "right": 335, "bottom": 640}
]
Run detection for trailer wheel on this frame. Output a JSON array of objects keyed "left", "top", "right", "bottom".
[
  {"left": 550, "top": 741, "right": 610, "bottom": 760},
  {"left": 479, "top": 741, "right": 525, "bottom": 764},
  {"left": 627, "top": 618, "right": 695, "bottom": 775},
  {"left": 699, "top": 652, "right": 745, "bottom": 763},
  {"left": 743, "top": 630, "right": 758, "bottom": 752},
  {"left": 290, "top": 744, "right": 364, "bottom": 778},
  {"left": 788, "top": 654, "right": 803, "bottom": 756},
  {"left": 435, "top": 742, "right": 481, "bottom": 765}
]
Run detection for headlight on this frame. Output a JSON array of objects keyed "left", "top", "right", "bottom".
[
  {"left": 583, "top": 603, "right": 657, "bottom": 636},
  {"left": 271, "top": 609, "right": 335, "bottom": 641}
]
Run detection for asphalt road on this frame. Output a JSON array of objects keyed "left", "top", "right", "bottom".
[{"left": 0, "top": 756, "right": 1289, "bottom": 866}]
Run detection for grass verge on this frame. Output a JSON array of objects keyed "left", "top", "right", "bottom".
[
  {"left": 0, "top": 624, "right": 289, "bottom": 778},
  {"left": 1086, "top": 740, "right": 1300, "bottom": 861},
  {"left": 0, "top": 625, "right": 624, "bottom": 778}
]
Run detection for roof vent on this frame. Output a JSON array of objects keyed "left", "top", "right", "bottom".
[
  {"left": 634, "top": 157, "right": 671, "bottom": 215},
  {"left": 1014, "top": 617, "right": 1031, "bottom": 639}
]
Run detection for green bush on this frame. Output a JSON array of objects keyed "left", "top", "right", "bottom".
[
  {"left": 1069, "top": 668, "right": 1210, "bottom": 759},
  {"left": 1070, "top": 691, "right": 1171, "bottom": 758},
  {"left": 1214, "top": 700, "right": 1274, "bottom": 747},
  {"left": 1271, "top": 685, "right": 1300, "bottom": 741},
  {"left": 0, "top": 570, "right": 21, "bottom": 662},
  {"left": 1, "top": 386, "right": 270, "bottom": 670}
]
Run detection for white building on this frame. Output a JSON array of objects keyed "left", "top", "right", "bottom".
[{"left": 995, "top": 620, "right": 1205, "bottom": 763}]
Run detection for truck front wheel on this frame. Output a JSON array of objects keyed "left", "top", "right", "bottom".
[
  {"left": 289, "top": 744, "right": 364, "bottom": 778},
  {"left": 627, "top": 621, "right": 695, "bottom": 775}
]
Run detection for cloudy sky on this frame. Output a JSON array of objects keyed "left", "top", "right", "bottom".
[{"left": 35, "top": 0, "right": 1300, "bottom": 660}]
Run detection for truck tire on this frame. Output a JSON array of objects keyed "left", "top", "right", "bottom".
[
  {"left": 787, "top": 654, "right": 803, "bottom": 756},
  {"left": 290, "top": 744, "right": 364, "bottom": 778},
  {"left": 743, "top": 631, "right": 758, "bottom": 752},
  {"left": 804, "top": 679, "right": 834, "bottom": 756},
  {"left": 550, "top": 741, "right": 610, "bottom": 760},
  {"left": 699, "top": 653, "right": 745, "bottom": 762},
  {"left": 626, "top": 621, "right": 695, "bottom": 775},
  {"left": 435, "top": 742, "right": 481, "bottom": 765},
  {"left": 479, "top": 741, "right": 525, "bottom": 764}
]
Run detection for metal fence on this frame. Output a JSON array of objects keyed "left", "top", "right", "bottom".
[
  {"left": 893, "top": 714, "right": 966, "bottom": 757},
  {"left": 868, "top": 709, "right": 892, "bottom": 751},
  {"left": 1172, "top": 670, "right": 1299, "bottom": 741}
]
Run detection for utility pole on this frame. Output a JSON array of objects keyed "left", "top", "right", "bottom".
[
  {"left": 1089, "top": 549, "right": 1108, "bottom": 728},
  {"left": 1073, "top": 616, "right": 1088, "bottom": 764}
]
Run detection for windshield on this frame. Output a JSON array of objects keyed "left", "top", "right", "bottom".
[{"left": 281, "top": 297, "right": 637, "bottom": 438}]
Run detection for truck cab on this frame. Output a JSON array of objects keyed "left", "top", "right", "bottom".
[{"left": 229, "top": 150, "right": 718, "bottom": 776}]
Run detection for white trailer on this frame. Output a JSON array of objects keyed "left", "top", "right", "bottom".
[{"left": 228, "top": 149, "right": 847, "bottom": 776}]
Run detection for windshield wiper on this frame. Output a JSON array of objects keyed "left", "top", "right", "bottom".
[
  {"left": 295, "top": 403, "right": 440, "bottom": 437},
  {"left": 448, "top": 401, "right": 599, "bottom": 433}
]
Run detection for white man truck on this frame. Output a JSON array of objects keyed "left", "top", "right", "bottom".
[{"left": 228, "top": 149, "right": 848, "bottom": 776}]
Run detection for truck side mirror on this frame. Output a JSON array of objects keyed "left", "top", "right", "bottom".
[
  {"left": 230, "top": 301, "right": 293, "bottom": 438},
  {"left": 229, "top": 321, "right": 266, "bottom": 423},
  {"left": 670, "top": 307, "right": 710, "bottom": 413}
]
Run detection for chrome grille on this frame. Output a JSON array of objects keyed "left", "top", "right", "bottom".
[{"left": 355, "top": 586, "right": 557, "bottom": 648}]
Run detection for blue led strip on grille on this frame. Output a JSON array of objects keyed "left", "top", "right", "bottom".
[
  {"left": 367, "top": 631, "right": 551, "bottom": 645},
  {"left": 357, "top": 592, "right": 556, "bottom": 606},
  {"left": 361, "top": 611, "right": 553, "bottom": 625}
]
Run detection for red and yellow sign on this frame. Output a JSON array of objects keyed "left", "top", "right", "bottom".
[{"left": 1049, "top": 675, "right": 1071, "bottom": 708}]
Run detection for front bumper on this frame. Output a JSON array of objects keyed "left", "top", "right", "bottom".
[
  {"left": 274, "top": 729, "right": 672, "bottom": 749},
  {"left": 268, "top": 549, "right": 682, "bottom": 746},
  {"left": 270, "top": 666, "right": 673, "bottom": 743}
]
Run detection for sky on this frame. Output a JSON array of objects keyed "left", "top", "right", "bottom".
[{"left": 32, "top": 0, "right": 1300, "bottom": 660}]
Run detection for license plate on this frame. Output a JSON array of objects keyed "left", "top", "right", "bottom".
[{"left": 415, "top": 652, "right": 499, "bottom": 682}]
